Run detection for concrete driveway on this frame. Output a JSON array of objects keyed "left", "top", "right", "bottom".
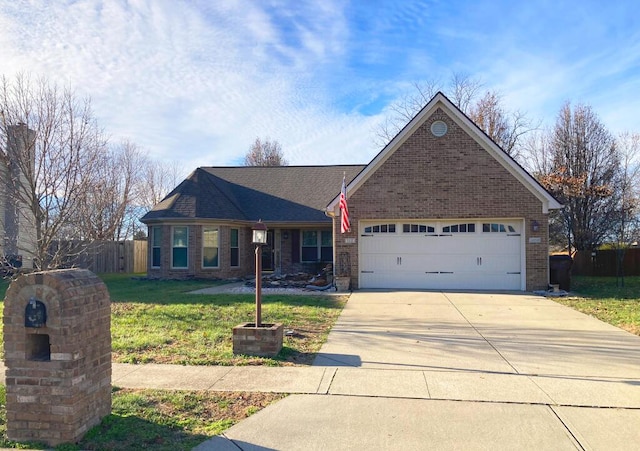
[{"left": 204, "top": 291, "right": 640, "bottom": 450}]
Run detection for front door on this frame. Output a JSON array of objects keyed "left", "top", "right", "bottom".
[{"left": 261, "top": 230, "right": 275, "bottom": 271}]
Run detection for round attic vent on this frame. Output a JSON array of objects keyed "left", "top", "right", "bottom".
[{"left": 430, "top": 120, "right": 448, "bottom": 137}]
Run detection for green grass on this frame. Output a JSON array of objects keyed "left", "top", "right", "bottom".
[
  {"left": 103, "top": 274, "right": 225, "bottom": 302},
  {"left": 553, "top": 275, "right": 640, "bottom": 335},
  {"left": 0, "top": 385, "right": 285, "bottom": 450},
  {"left": 103, "top": 274, "right": 346, "bottom": 365}
]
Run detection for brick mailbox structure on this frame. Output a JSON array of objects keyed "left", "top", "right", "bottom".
[{"left": 3, "top": 269, "right": 111, "bottom": 446}]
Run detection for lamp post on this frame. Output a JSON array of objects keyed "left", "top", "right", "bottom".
[
  {"left": 252, "top": 220, "right": 268, "bottom": 328},
  {"left": 232, "top": 220, "right": 282, "bottom": 357}
]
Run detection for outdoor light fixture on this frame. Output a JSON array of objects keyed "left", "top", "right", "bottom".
[
  {"left": 252, "top": 220, "right": 268, "bottom": 245},
  {"left": 252, "top": 220, "right": 268, "bottom": 327},
  {"left": 531, "top": 220, "right": 540, "bottom": 232}
]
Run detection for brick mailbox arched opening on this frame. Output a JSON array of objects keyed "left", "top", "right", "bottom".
[{"left": 3, "top": 269, "right": 111, "bottom": 446}]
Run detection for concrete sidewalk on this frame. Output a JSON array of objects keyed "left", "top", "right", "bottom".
[{"left": 111, "top": 362, "right": 640, "bottom": 410}]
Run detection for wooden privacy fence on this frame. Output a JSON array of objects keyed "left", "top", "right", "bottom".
[
  {"left": 572, "top": 248, "right": 640, "bottom": 277},
  {"left": 133, "top": 240, "right": 148, "bottom": 273},
  {"left": 50, "top": 240, "right": 148, "bottom": 274}
]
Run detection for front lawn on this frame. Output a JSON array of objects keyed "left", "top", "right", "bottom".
[
  {"left": 0, "top": 384, "right": 285, "bottom": 450},
  {"left": 103, "top": 274, "right": 347, "bottom": 365},
  {"left": 553, "top": 275, "right": 640, "bottom": 336}
]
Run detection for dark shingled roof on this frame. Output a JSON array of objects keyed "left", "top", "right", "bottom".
[{"left": 141, "top": 165, "right": 365, "bottom": 224}]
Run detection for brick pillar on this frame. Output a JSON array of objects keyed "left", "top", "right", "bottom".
[{"left": 3, "top": 269, "right": 111, "bottom": 446}]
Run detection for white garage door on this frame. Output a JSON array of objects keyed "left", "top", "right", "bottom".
[{"left": 359, "top": 220, "right": 523, "bottom": 290}]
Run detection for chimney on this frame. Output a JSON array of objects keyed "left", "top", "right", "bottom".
[{"left": 4, "top": 123, "right": 36, "bottom": 263}]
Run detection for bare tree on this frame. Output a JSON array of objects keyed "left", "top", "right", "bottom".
[
  {"left": 450, "top": 72, "right": 482, "bottom": 113},
  {"left": 375, "top": 73, "right": 534, "bottom": 159},
  {"left": 138, "top": 158, "right": 183, "bottom": 210},
  {"left": 376, "top": 79, "right": 440, "bottom": 144},
  {"left": 523, "top": 130, "right": 568, "bottom": 249},
  {"left": 133, "top": 157, "right": 184, "bottom": 237},
  {"left": 537, "top": 102, "right": 620, "bottom": 253},
  {"left": 468, "top": 91, "right": 534, "bottom": 160},
  {"left": 0, "top": 73, "right": 106, "bottom": 270},
  {"left": 75, "top": 140, "right": 146, "bottom": 241},
  {"left": 244, "top": 137, "right": 288, "bottom": 166},
  {"left": 610, "top": 132, "right": 640, "bottom": 285}
]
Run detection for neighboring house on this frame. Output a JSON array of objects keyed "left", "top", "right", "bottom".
[
  {"left": 143, "top": 92, "right": 561, "bottom": 291},
  {"left": 0, "top": 124, "right": 37, "bottom": 269}
]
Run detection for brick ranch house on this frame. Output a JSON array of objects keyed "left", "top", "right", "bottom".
[{"left": 141, "top": 92, "right": 561, "bottom": 291}]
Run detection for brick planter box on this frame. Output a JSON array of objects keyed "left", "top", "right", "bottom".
[{"left": 233, "top": 323, "right": 283, "bottom": 357}]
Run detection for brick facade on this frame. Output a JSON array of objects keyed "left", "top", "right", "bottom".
[
  {"left": 146, "top": 224, "right": 253, "bottom": 280},
  {"left": 334, "top": 107, "right": 550, "bottom": 291},
  {"left": 3, "top": 269, "right": 111, "bottom": 446},
  {"left": 146, "top": 224, "right": 333, "bottom": 280}
]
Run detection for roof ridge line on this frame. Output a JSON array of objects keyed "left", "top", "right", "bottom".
[
  {"left": 200, "top": 164, "right": 367, "bottom": 169},
  {"left": 197, "top": 168, "right": 250, "bottom": 220}
]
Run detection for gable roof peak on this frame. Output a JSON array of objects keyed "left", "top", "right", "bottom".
[{"left": 326, "top": 92, "right": 561, "bottom": 214}]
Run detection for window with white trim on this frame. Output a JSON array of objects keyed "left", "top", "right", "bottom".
[
  {"left": 301, "top": 230, "right": 333, "bottom": 262},
  {"left": 151, "top": 226, "right": 162, "bottom": 268},
  {"left": 230, "top": 228, "right": 239, "bottom": 267},
  {"left": 172, "top": 226, "right": 188, "bottom": 268},
  {"left": 321, "top": 230, "right": 332, "bottom": 261},
  {"left": 202, "top": 227, "right": 219, "bottom": 268}
]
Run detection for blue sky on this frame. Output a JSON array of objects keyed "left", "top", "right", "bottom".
[{"left": 1, "top": 0, "right": 638, "bottom": 173}]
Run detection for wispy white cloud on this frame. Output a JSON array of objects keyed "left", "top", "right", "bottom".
[
  {"left": 1, "top": 0, "right": 639, "bottom": 177},
  {"left": 0, "top": 0, "right": 375, "bottom": 170}
]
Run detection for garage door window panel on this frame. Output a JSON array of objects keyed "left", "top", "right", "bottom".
[
  {"left": 364, "top": 224, "right": 396, "bottom": 234},
  {"left": 442, "top": 223, "right": 475, "bottom": 233},
  {"left": 402, "top": 224, "right": 435, "bottom": 233},
  {"left": 483, "top": 223, "right": 516, "bottom": 233}
]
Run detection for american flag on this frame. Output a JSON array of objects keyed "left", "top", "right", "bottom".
[{"left": 339, "top": 175, "right": 351, "bottom": 233}]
